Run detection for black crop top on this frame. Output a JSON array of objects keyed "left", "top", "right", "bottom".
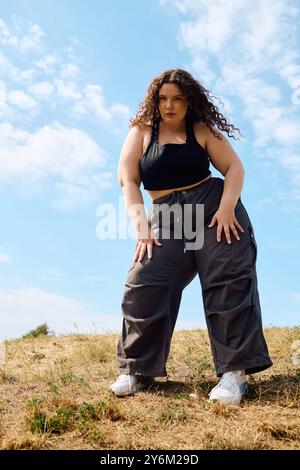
[{"left": 139, "top": 115, "right": 211, "bottom": 190}]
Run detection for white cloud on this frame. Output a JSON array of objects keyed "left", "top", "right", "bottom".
[
  {"left": 165, "top": 0, "right": 299, "bottom": 116},
  {"left": 273, "top": 121, "right": 300, "bottom": 145},
  {"left": 0, "top": 18, "right": 18, "bottom": 46},
  {"left": 34, "top": 54, "right": 60, "bottom": 73},
  {"left": 0, "top": 19, "right": 45, "bottom": 54},
  {"left": 110, "top": 102, "right": 131, "bottom": 120},
  {"left": 27, "top": 80, "right": 55, "bottom": 100},
  {"left": 72, "top": 84, "right": 111, "bottom": 121},
  {"left": 0, "top": 50, "right": 20, "bottom": 82},
  {"left": 72, "top": 84, "right": 131, "bottom": 126},
  {"left": 19, "top": 23, "right": 45, "bottom": 54},
  {"left": 0, "top": 121, "right": 114, "bottom": 208},
  {"left": 0, "top": 81, "right": 33, "bottom": 120},
  {"left": 162, "top": 0, "right": 300, "bottom": 209},
  {"left": 60, "top": 63, "right": 80, "bottom": 79},
  {"left": 0, "top": 251, "right": 11, "bottom": 263},
  {"left": 0, "top": 286, "right": 122, "bottom": 340},
  {"left": 0, "top": 51, "right": 36, "bottom": 84},
  {"left": 19, "top": 68, "right": 36, "bottom": 82},
  {"left": 0, "top": 80, "right": 6, "bottom": 107},
  {"left": 54, "top": 78, "right": 82, "bottom": 100},
  {"left": 279, "top": 62, "right": 300, "bottom": 90},
  {"left": 0, "top": 16, "right": 131, "bottom": 130},
  {"left": 7, "top": 89, "right": 38, "bottom": 112},
  {"left": 0, "top": 15, "right": 131, "bottom": 208}
]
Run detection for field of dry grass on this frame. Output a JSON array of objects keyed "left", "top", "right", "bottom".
[{"left": 0, "top": 326, "right": 299, "bottom": 450}]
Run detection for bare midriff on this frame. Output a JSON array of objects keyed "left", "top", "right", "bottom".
[{"left": 146, "top": 173, "right": 212, "bottom": 201}]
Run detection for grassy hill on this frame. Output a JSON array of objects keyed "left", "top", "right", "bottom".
[{"left": 0, "top": 327, "right": 299, "bottom": 450}]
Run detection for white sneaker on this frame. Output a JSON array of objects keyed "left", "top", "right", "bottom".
[
  {"left": 208, "top": 370, "right": 247, "bottom": 406},
  {"left": 109, "top": 374, "right": 154, "bottom": 396}
]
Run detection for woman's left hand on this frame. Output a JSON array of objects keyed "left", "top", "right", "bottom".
[{"left": 208, "top": 206, "right": 244, "bottom": 244}]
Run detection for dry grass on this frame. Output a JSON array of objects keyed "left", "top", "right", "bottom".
[{"left": 0, "top": 327, "right": 299, "bottom": 450}]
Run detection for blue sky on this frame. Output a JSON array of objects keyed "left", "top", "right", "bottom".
[{"left": 0, "top": 0, "right": 299, "bottom": 340}]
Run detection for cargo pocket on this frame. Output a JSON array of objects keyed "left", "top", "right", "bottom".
[
  {"left": 230, "top": 225, "right": 255, "bottom": 275},
  {"left": 230, "top": 200, "right": 257, "bottom": 273},
  {"left": 249, "top": 224, "right": 258, "bottom": 265},
  {"left": 128, "top": 260, "right": 136, "bottom": 271}
]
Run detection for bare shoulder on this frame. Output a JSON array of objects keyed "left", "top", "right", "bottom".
[
  {"left": 134, "top": 123, "right": 152, "bottom": 154},
  {"left": 196, "top": 121, "right": 225, "bottom": 140},
  {"left": 193, "top": 121, "right": 211, "bottom": 151},
  {"left": 132, "top": 122, "right": 152, "bottom": 132},
  {"left": 136, "top": 123, "right": 152, "bottom": 137},
  {"left": 123, "top": 124, "right": 148, "bottom": 149},
  {"left": 129, "top": 123, "right": 151, "bottom": 142},
  {"left": 194, "top": 121, "right": 226, "bottom": 150},
  {"left": 128, "top": 124, "right": 145, "bottom": 138},
  {"left": 194, "top": 122, "right": 243, "bottom": 177},
  {"left": 117, "top": 125, "right": 146, "bottom": 186}
]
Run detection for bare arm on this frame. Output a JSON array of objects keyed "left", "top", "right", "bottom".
[
  {"left": 117, "top": 126, "right": 149, "bottom": 239},
  {"left": 203, "top": 124, "right": 245, "bottom": 210},
  {"left": 200, "top": 123, "right": 246, "bottom": 243},
  {"left": 118, "top": 126, "right": 162, "bottom": 260}
]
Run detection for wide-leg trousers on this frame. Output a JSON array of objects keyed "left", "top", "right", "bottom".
[{"left": 116, "top": 176, "right": 273, "bottom": 377}]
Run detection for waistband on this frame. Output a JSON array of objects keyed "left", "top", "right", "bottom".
[
  {"left": 150, "top": 176, "right": 216, "bottom": 254},
  {"left": 152, "top": 175, "right": 214, "bottom": 205}
]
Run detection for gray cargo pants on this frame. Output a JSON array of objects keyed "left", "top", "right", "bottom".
[{"left": 116, "top": 176, "right": 273, "bottom": 377}]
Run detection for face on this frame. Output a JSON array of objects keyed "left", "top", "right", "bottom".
[{"left": 158, "top": 83, "right": 189, "bottom": 123}]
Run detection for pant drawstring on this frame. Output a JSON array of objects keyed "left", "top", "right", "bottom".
[{"left": 172, "top": 190, "right": 187, "bottom": 253}]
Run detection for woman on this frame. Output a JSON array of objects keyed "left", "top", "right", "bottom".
[{"left": 109, "top": 68, "right": 272, "bottom": 405}]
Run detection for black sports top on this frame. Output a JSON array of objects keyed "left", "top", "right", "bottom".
[{"left": 139, "top": 115, "right": 212, "bottom": 190}]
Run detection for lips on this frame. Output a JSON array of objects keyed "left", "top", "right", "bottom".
[{"left": 165, "top": 113, "right": 175, "bottom": 116}]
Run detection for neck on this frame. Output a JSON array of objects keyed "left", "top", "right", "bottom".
[{"left": 160, "top": 117, "right": 186, "bottom": 133}]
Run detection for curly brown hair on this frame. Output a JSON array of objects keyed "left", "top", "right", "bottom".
[{"left": 129, "top": 68, "right": 243, "bottom": 141}]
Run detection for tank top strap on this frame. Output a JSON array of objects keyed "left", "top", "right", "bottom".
[
  {"left": 186, "top": 116, "right": 197, "bottom": 144},
  {"left": 151, "top": 117, "right": 195, "bottom": 145},
  {"left": 152, "top": 119, "right": 159, "bottom": 144}
]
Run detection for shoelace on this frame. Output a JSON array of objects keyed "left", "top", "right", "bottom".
[{"left": 117, "top": 374, "right": 130, "bottom": 382}]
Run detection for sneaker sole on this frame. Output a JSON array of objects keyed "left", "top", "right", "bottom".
[{"left": 208, "top": 384, "right": 248, "bottom": 406}]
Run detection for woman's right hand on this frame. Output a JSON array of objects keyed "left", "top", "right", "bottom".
[{"left": 134, "top": 226, "right": 162, "bottom": 261}]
